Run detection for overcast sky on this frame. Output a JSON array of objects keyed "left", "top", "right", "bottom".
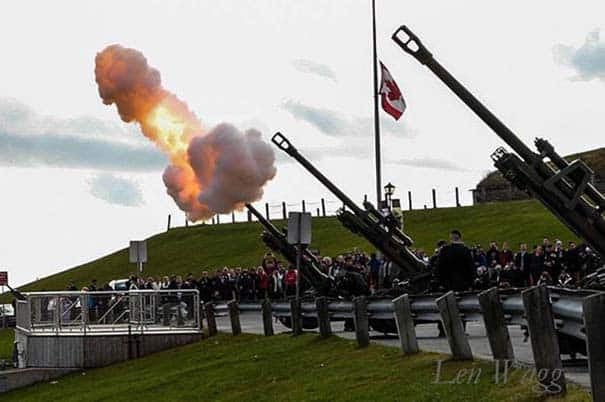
[{"left": 2, "top": 0, "right": 605, "bottom": 286}]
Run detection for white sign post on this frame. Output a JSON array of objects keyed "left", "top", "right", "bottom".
[
  {"left": 287, "top": 212, "right": 312, "bottom": 299},
  {"left": 129, "top": 241, "right": 148, "bottom": 273}
]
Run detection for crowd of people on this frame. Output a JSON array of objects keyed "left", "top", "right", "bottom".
[
  {"left": 437, "top": 237, "right": 601, "bottom": 291},
  {"left": 60, "top": 234, "right": 601, "bottom": 306}
]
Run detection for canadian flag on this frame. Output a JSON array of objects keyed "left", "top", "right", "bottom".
[{"left": 379, "top": 62, "right": 406, "bottom": 120}]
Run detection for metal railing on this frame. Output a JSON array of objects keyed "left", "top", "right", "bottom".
[
  {"left": 227, "top": 286, "right": 599, "bottom": 345},
  {"left": 17, "top": 290, "right": 201, "bottom": 335}
]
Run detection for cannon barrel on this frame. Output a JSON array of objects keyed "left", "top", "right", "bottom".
[
  {"left": 392, "top": 26, "right": 537, "bottom": 164},
  {"left": 245, "top": 202, "right": 284, "bottom": 239},
  {"left": 271, "top": 132, "right": 431, "bottom": 291},
  {"left": 393, "top": 25, "right": 605, "bottom": 258},
  {"left": 272, "top": 133, "right": 366, "bottom": 217}
]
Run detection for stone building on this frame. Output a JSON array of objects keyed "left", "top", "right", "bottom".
[{"left": 472, "top": 147, "right": 605, "bottom": 204}]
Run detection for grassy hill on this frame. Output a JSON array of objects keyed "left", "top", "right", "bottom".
[
  {"left": 2, "top": 333, "right": 590, "bottom": 401},
  {"left": 10, "top": 199, "right": 576, "bottom": 294}
]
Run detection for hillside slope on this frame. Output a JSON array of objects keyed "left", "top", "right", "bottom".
[
  {"left": 14, "top": 199, "right": 575, "bottom": 293},
  {"left": 2, "top": 333, "right": 590, "bottom": 401}
]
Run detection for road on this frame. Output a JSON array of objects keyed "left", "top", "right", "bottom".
[{"left": 216, "top": 313, "right": 590, "bottom": 389}]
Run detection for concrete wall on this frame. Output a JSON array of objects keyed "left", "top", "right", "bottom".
[
  {"left": 0, "top": 368, "right": 79, "bottom": 394},
  {"left": 16, "top": 329, "right": 202, "bottom": 369}
]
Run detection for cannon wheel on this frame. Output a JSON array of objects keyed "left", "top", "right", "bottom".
[
  {"left": 369, "top": 318, "right": 398, "bottom": 335},
  {"left": 277, "top": 316, "right": 319, "bottom": 330}
]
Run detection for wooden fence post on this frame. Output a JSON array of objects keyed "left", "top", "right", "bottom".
[
  {"left": 583, "top": 293, "right": 605, "bottom": 402},
  {"left": 204, "top": 303, "right": 217, "bottom": 337},
  {"left": 167, "top": 214, "right": 171, "bottom": 231},
  {"left": 316, "top": 297, "right": 331, "bottom": 338},
  {"left": 392, "top": 294, "right": 418, "bottom": 355},
  {"left": 408, "top": 191, "right": 412, "bottom": 210},
  {"left": 321, "top": 198, "right": 326, "bottom": 216},
  {"left": 432, "top": 189, "right": 437, "bottom": 209},
  {"left": 227, "top": 300, "right": 241, "bottom": 335},
  {"left": 216, "top": 214, "right": 220, "bottom": 224},
  {"left": 316, "top": 207, "right": 320, "bottom": 217},
  {"left": 302, "top": 200, "right": 306, "bottom": 212},
  {"left": 522, "top": 286, "right": 566, "bottom": 395},
  {"left": 353, "top": 296, "right": 370, "bottom": 348},
  {"left": 231, "top": 211, "right": 235, "bottom": 224},
  {"left": 436, "top": 291, "right": 473, "bottom": 360},
  {"left": 282, "top": 202, "right": 287, "bottom": 219},
  {"left": 455, "top": 187, "right": 461, "bottom": 207},
  {"left": 265, "top": 203, "right": 270, "bottom": 220},
  {"left": 262, "top": 299, "right": 274, "bottom": 336},
  {"left": 247, "top": 209, "right": 252, "bottom": 222},
  {"left": 478, "top": 287, "right": 514, "bottom": 360},
  {"left": 290, "top": 298, "right": 302, "bottom": 336},
  {"left": 185, "top": 216, "right": 189, "bottom": 228}
]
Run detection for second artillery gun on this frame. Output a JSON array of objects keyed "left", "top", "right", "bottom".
[
  {"left": 392, "top": 25, "right": 605, "bottom": 265},
  {"left": 392, "top": 25, "right": 605, "bottom": 355},
  {"left": 271, "top": 133, "right": 431, "bottom": 294}
]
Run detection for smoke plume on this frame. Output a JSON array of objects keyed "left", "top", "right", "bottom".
[{"left": 95, "top": 44, "right": 276, "bottom": 221}]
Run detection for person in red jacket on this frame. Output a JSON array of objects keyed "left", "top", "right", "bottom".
[
  {"left": 284, "top": 265, "right": 298, "bottom": 297},
  {"left": 256, "top": 266, "right": 269, "bottom": 299}
]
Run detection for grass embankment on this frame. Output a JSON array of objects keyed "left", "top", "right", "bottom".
[
  {"left": 2, "top": 333, "right": 590, "bottom": 402},
  {"left": 10, "top": 199, "right": 575, "bottom": 295},
  {"left": 0, "top": 328, "right": 13, "bottom": 361}
]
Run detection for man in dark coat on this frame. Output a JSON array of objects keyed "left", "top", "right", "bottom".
[{"left": 436, "top": 230, "right": 475, "bottom": 292}]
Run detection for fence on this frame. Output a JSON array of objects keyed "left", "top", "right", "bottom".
[
  {"left": 167, "top": 186, "right": 474, "bottom": 229},
  {"left": 17, "top": 290, "right": 201, "bottom": 335},
  {"left": 211, "top": 286, "right": 604, "bottom": 401}
]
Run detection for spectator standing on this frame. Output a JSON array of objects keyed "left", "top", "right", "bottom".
[
  {"left": 284, "top": 266, "right": 297, "bottom": 297},
  {"left": 498, "top": 242, "right": 513, "bottom": 266},
  {"left": 529, "top": 246, "right": 545, "bottom": 286},
  {"left": 257, "top": 267, "right": 269, "bottom": 299},
  {"left": 514, "top": 244, "right": 531, "bottom": 286},
  {"left": 487, "top": 241, "right": 500, "bottom": 268},
  {"left": 198, "top": 271, "right": 213, "bottom": 303},
  {"left": 368, "top": 253, "right": 381, "bottom": 290},
  {"left": 436, "top": 230, "right": 475, "bottom": 291}
]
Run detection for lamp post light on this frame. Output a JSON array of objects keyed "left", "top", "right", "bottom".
[{"left": 384, "top": 182, "right": 396, "bottom": 211}]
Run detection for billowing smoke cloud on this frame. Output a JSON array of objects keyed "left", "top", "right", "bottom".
[{"left": 95, "top": 44, "right": 276, "bottom": 221}]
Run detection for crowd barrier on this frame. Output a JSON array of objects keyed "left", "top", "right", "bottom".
[{"left": 207, "top": 285, "right": 604, "bottom": 401}]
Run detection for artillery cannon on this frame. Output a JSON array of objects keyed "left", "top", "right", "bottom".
[
  {"left": 392, "top": 25, "right": 605, "bottom": 262},
  {"left": 271, "top": 133, "right": 431, "bottom": 294},
  {"left": 245, "top": 203, "right": 335, "bottom": 296}
]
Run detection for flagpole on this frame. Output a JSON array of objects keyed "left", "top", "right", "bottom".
[{"left": 371, "top": 0, "right": 382, "bottom": 206}]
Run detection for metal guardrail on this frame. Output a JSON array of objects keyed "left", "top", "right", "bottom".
[{"left": 228, "top": 286, "right": 598, "bottom": 344}]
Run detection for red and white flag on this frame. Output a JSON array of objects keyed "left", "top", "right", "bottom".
[{"left": 379, "top": 62, "right": 406, "bottom": 120}]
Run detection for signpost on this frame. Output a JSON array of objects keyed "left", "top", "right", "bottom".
[
  {"left": 129, "top": 241, "right": 148, "bottom": 273},
  {"left": 287, "top": 212, "right": 312, "bottom": 299},
  {"left": 0, "top": 272, "right": 7, "bottom": 328}
]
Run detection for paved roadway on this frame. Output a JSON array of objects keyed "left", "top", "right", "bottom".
[{"left": 216, "top": 314, "right": 590, "bottom": 389}]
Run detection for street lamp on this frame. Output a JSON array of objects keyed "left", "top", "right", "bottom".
[{"left": 384, "top": 182, "right": 396, "bottom": 210}]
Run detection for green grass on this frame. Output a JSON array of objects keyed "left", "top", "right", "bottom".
[
  {"left": 2, "top": 333, "right": 590, "bottom": 402},
  {"left": 8, "top": 199, "right": 576, "bottom": 296},
  {"left": 0, "top": 329, "right": 13, "bottom": 361}
]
